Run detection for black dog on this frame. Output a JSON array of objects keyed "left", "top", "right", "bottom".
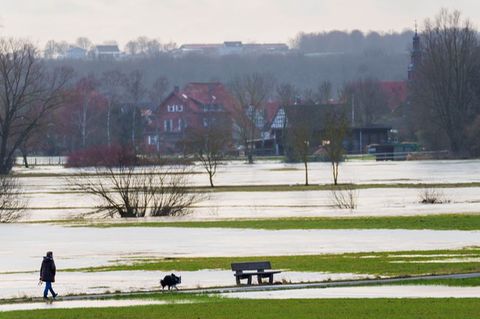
[{"left": 160, "top": 273, "right": 181, "bottom": 290}]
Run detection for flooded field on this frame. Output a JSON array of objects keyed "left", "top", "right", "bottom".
[
  {"left": 2, "top": 224, "right": 479, "bottom": 273},
  {"left": 21, "top": 187, "right": 480, "bottom": 221},
  {"left": 11, "top": 159, "right": 480, "bottom": 221},
  {"left": 223, "top": 285, "right": 480, "bottom": 299},
  {"left": 2, "top": 159, "right": 480, "bottom": 301},
  {"left": 15, "top": 159, "right": 480, "bottom": 186}
]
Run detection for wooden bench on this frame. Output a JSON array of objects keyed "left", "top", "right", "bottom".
[{"left": 231, "top": 261, "right": 281, "bottom": 285}]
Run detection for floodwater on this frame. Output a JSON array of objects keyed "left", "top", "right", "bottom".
[
  {"left": 223, "top": 285, "right": 480, "bottom": 299},
  {"left": 3, "top": 160, "right": 480, "bottom": 301},
  {"left": 0, "top": 270, "right": 374, "bottom": 299},
  {"left": 13, "top": 160, "right": 480, "bottom": 221},
  {"left": 1, "top": 224, "right": 479, "bottom": 273},
  {"left": 14, "top": 159, "right": 480, "bottom": 186},
  {"left": 20, "top": 187, "right": 480, "bottom": 221},
  {"left": 0, "top": 299, "right": 179, "bottom": 312}
]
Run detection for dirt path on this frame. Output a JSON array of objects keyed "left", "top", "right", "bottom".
[{"left": 2, "top": 271, "right": 479, "bottom": 305}]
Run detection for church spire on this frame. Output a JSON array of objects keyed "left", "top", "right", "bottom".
[{"left": 408, "top": 22, "right": 421, "bottom": 81}]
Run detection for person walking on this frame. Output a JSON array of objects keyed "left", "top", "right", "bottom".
[{"left": 40, "top": 251, "right": 57, "bottom": 299}]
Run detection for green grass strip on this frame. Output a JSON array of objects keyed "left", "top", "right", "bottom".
[
  {"left": 68, "top": 248, "right": 480, "bottom": 277},
  {"left": 194, "top": 182, "right": 480, "bottom": 192},
  {"left": 2, "top": 298, "right": 480, "bottom": 319},
  {"left": 84, "top": 214, "right": 480, "bottom": 231},
  {"left": 365, "top": 276, "right": 480, "bottom": 287}
]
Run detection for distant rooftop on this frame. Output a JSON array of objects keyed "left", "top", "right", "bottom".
[
  {"left": 179, "top": 41, "right": 289, "bottom": 55},
  {"left": 95, "top": 45, "right": 120, "bottom": 53}
]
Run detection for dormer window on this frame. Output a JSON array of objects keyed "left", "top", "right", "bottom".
[{"left": 167, "top": 104, "right": 184, "bottom": 112}]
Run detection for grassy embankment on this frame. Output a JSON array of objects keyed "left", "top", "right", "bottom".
[
  {"left": 1, "top": 298, "right": 480, "bottom": 319},
  {"left": 83, "top": 214, "right": 480, "bottom": 231},
  {"left": 68, "top": 248, "right": 480, "bottom": 277}
]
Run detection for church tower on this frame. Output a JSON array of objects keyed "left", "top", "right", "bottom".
[{"left": 408, "top": 25, "right": 421, "bottom": 81}]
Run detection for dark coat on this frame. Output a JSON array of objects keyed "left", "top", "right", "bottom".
[{"left": 40, "top": 257, "right": 56, "bottom": 282}]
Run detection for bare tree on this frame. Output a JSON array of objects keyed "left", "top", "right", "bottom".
[
  {"left": 149, "top": 76, "right": 169, "bottom": 107},
  {"left": 43, "top": 40, "right": 69, "bottom": 59},
  {"left": 43, "top": 40, "right": 57, "bottom": 59},
  {"left": 286, "top": 110, "right": 315, "bottom": 186},
  {"left": 75, "top": 37, "right": 93, "bottom": 51},
  {"left": 330, "top": 185, "right": 358, "bottom": 210},
  {"left": 0, "top": 39, "right": 72, "bottom": 174},
  {"left": 71, "top": 75, "right": 98, "bottom": 149},
  {"left": 0, "top": 174, "right": 26, "bottom": 223},
  {"left": 123, "top": 70, "right": 146, "bottom": 148},
  {"left": 322, "top": 110, "right": 349, "bottom": 185},
  {"left": 341, "top": 78, "right": 388, "bottom": 126},
  {"left": 229, "top": 73, "right": 274, "bottom": 164},
  {"left": 412, "top": 9, "right": 480, "bottom": 155},
  {"left": 316, "top": 80, "right": 333, "bottom": 104},
  {"left": 276, "top": 83, "right": 298, "bottom": 107},
  {"left": 184, "top": 117, "right": 231, "bottom": 187},
  {"left": 275, "top": 83, "right": 299, "bottom": 156},
  {"left": 162, "top": 42, "right": 178, "bottom": 52},
  {"left": 69, "top": 150, "right": 201, "bottom": 218},
  {"left": 100, "top": 70, "right": 126, "bottom": 146},
  {"left": 124, "top": 37, "right": 162, "bottom": 57}
]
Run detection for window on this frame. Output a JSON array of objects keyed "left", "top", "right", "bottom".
[
  {"left": 203, "top": 104, "right": 221, "bottom": 112},
  {"left": 178, "top": 118, "right": 183, "bottom": 131},
  {"left": 164, "top": 119, "right": 173, "bottom": 132},
  {"left": 147, "top": 135, "right": 158, "bottom": 145},
  {"left": 168, "top": 104, "right": 183, "bottom": 112}
]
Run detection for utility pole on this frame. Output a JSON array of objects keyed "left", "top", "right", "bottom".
[{"left": 351, "top": 94, "right": 355, "bottom": 127}]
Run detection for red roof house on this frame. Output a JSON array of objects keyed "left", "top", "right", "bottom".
[
  {"left": 145, "top": 82, "right": 237, "bottom": 153},
  {"left": 379, "top": 81, "right": 407, "bottom": 111}
]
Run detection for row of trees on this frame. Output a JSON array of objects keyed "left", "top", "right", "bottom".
[
  {"left": 30, "top": 71, "right": 169, "bottom": 155},
  {"left": 292, "top": 29, "right": 415, "bottom": 54},
  {"left": 45, "top": 29, "right": 415, "bottom": 59}
]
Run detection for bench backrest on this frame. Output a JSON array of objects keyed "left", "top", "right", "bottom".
[{"left": 231, "top": 261, "right": 272, "bottom": 272}]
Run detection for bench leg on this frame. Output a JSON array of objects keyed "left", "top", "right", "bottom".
[
  {"left": 257, "top": 275, "right": 262, "bottom": 284},
  {"left": 269, "top": 274, "right": 273, "bottom": 284},
  {"left": 247, "top": 276, "right": 252, "bottom": 285},
  {"left": 236, "top": 277, "right": 240, "bottom": 285}
]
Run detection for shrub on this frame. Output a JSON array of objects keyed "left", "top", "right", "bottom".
[
  {"left": 330, "top": 184, "right": 359, "bottom": 210},
  {"left": 66, "top": 144, "right": 136, "bottom": 168}
]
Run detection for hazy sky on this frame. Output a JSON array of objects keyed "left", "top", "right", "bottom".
[{"left": 0, "top": 0, "right": 478, "bottom": 47}]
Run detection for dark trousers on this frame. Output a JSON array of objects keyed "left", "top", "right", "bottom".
[{"left": 43, "top": 281, "right": 56, "bottom": 298}]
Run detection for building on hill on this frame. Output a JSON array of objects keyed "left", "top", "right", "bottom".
[
  {"left": 65, "top": 46, "right": 87, "bottom": 59},
  {"left": 178, "top": 41, "right": 289, "bottom": 56},
  {"left": 93, "top": 45, "right": 121, "bottom": 60}
]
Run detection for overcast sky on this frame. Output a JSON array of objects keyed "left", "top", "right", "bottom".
[{"left": 0, "top": 0, "right": 478, "bottom": 47}]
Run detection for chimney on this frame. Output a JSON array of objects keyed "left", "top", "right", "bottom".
[{"left": 174, "top": 86, "right": 180, "bottom": 93}]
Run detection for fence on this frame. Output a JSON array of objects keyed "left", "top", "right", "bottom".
[
  {"left": 15, "top": 156, "right": 67, "bottom": 166},
  {"left": 346, "top": 150, "right": 450, "bottom": 161}
]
